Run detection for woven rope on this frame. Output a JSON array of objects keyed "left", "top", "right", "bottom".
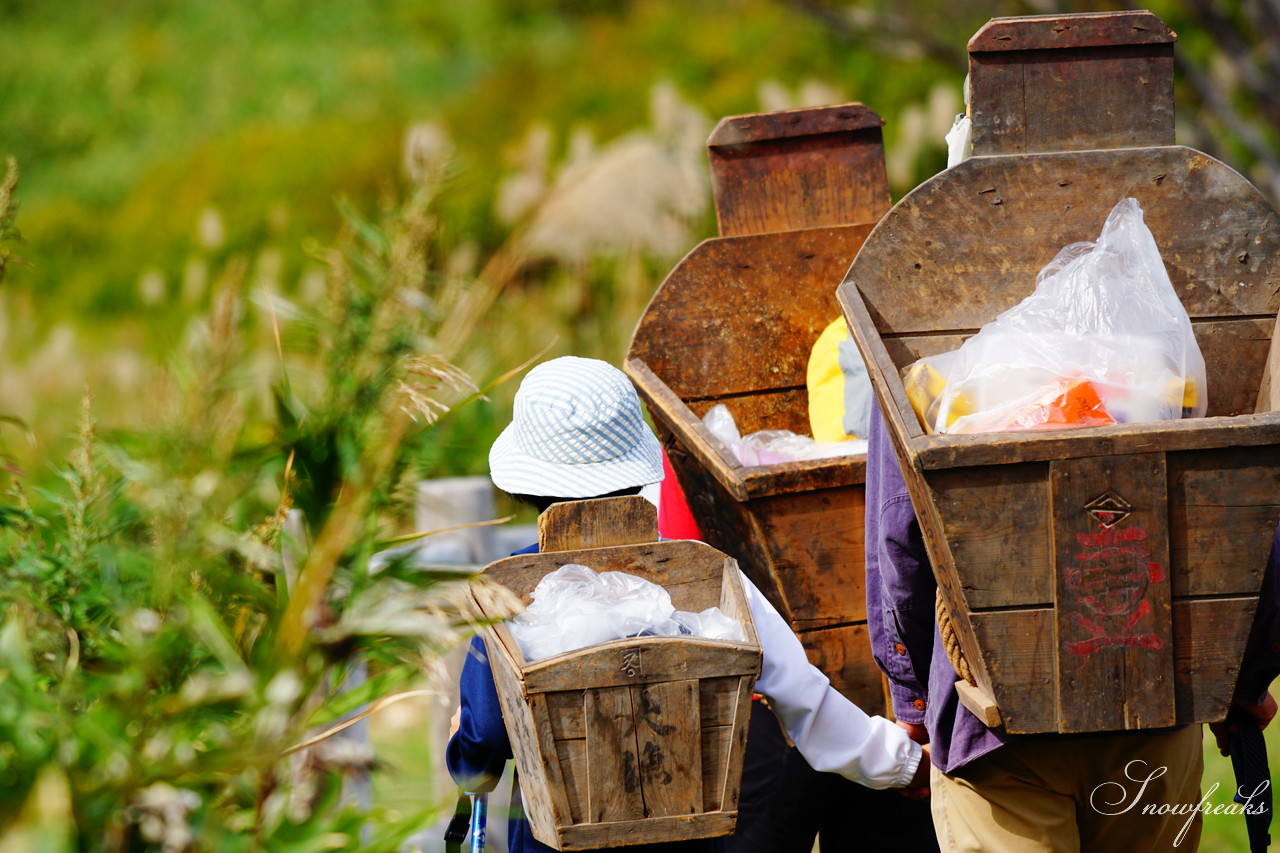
[{"left": 936, "top": 587, "right": 974, "bottom": 685}]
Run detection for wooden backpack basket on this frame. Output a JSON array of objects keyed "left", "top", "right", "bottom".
[
  {"left": 625, "top": 103, "right": 894, "bottom": 714},
  {"left": 471, "top": 496, "right": 761, "bottom": 849},
  {"left": 838, "top": 11, "right": 1280, "bottom": 734}
]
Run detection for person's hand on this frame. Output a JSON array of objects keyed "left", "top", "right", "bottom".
[
  {"left": 449, "top": 705, "right": 462, "bottom": 739},
  {"left": 1209, "top": 691, "right": 1277, "bottom": 756},
  {"left": 897, "top": 719, "right": 929, "bottom": 745},
  {"left": 901, "top": 742, "right": 931, "bottom": 800}
]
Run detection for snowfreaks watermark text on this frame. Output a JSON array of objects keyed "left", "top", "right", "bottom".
[{"left": 1090, "top": 760, "right": 1269, "bottom": 847}]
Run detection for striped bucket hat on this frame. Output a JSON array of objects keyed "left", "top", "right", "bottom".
[{"left": 489, "top": 356, "right": 664, "bottom": 498}]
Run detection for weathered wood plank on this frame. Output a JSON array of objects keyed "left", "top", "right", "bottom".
[
  {"left": 555, "top": 813, "right": 738, "bottom": 851},
  {"left": 585, "top": 686, "right": 645, "bottom": 824},
  {"left": 969, "top": 608, "right": 1059, "bottom": 734},
  {"left": 1172, "top": 596, "right": 1259, "bottom": 723},
  {"left": 628, "top": 224, "right": 874, "bottom": 402},
  {"left": 1051, "top": 453, "right": 1175, "bottom": 732},
  {"left": 928, "top": 462, "right": 1053, "bottom": 609},
  {"left": 632, "top": 681, "right": 702, "bottom": 818},
  {"left": 796, "top": 622, "right": 887, "bottom": 712},
  {"left": 556, "top": 738, "right": 587, "bottom": 824},
  {"left": 1168, "top": 447, "right": 1280, "bottom": 598},
  {"left": 699, "top": 726, "right": 730, "bottom": 813},
  {"left": 539, "top": 496, "right": 658, "bottom": 553},
  {"left": 1254, "top": 314, "right": 1280, "bottom": 413},
  {"left": 707, "top": 107, "right": 889, "bottom": 237},
  {"left": 969, "top": 11, "right": 1176, "bottom": 52},
  {"left": 523, "top": 641, "right": 760, "bottom": 695}
]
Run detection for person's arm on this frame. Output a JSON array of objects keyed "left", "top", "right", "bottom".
[
  {"left": 1210, "top": 524, "right": 1280, "bottom": 754},
  {"left": 744, "top": 572, "right": 924, "bottom": 790},
  {"left": 444, "top": 636, "right": 512, "bottom": 793},
  {"left": 865, "top": 399, "right": 938, "bottom": 733}
]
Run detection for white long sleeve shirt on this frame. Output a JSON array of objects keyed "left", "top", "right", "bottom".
[{"left": 742, "top": 570, "right": 922, "bottom": 789}]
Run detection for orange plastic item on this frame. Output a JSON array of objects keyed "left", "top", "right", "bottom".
[{"left": 996, "top": 377, "right": 1116, "bottom": 432}]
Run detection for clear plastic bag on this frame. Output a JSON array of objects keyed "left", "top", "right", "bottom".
[
  {"left": 703, "top": 404, "right": 867, "bottom": 466},
  {"left": 509, "top": 563, "right": 745, "bottom": 661},
  {"left": 904, "top": 198, "right": 1207, "bottom": 435}
]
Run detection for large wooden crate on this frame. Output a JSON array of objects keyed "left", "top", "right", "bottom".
[
  {"left": 473, "top": 497, "right": 761, "bottom": 850},
  {"left": 625, "top": 104, "right": 893, "bottom": 714},
  {"left": 837, "top": 11, "right": 1280, "bottom": 734}
]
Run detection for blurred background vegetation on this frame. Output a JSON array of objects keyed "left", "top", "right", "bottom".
[{"left": 1, "top": 0, "right": 1278, "bottom": 849}]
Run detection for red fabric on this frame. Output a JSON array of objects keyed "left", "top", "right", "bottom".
[{"left": 656, "top": 449, "right": 702, "bottom": 540}]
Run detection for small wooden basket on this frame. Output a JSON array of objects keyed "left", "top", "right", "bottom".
[{"left": 472, "top": 497, "right": 761, "bottom": 850}]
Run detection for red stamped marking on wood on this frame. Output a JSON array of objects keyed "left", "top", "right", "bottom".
[{"left": 1063, "top": 523, "right": 1166, "bottom": 655}]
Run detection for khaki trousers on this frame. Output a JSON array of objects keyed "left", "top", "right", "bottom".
[{"left": 931, "top": 725, "right": 1204, "bottom": 853}]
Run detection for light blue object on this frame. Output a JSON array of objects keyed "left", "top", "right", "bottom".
[
  {"left": 837, "top": 334, "right": 874, "bottom": 441},
  {"left": 470, "top": 792, "right": 487, "bottom": 853}
]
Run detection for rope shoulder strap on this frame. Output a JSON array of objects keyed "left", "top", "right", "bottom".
[{"left": 936, "top": 587, "right": 973, "bottom": 685}]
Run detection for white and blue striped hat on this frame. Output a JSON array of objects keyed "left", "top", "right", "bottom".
[{"left": 489, "top": 356, "right": 664, "bottom": 498}]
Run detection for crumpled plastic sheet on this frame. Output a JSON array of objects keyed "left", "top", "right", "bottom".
[
  {"left": 702, "top": 404, "right": 867, "bottom": 467},
  {"left": 903, "top": 197, "right": 1207, "bottom": 435},
  {"left": 509, "top": 563, "right": 746, "bottom": 662}
]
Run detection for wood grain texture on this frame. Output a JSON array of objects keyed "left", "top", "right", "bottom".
[
  {"left": 522, "top": 641, "right": 761, "bottom": 695},
  {"left": 586, "top": 686, "right": 645, "bottom": 824},
  {"left": 969, "top": 11, "right": 1175, "bottom": 52},
  {"left": 1172, "top": 596, "right": 1259, "bottom": 723},
  {"left": 928, "top": 462, "right": 1053, "bottom": 609},
  {"left": 843, "top": 148, "right": 1280, "bottom": 340},
  {"left": 538, "top": 496, "right": 658, "bottom": 552},
  {"left": 555, "top": 813, "right": 739, "bottom": 851},
  {"left": 628, "top": 224, "right": 874, "bottom": 402},
  {"left": 1254, "top": 314, "right": 1280, "bottom": 413},
  {"left": 796, "top": 622, "right": 889, "bottom": 712},
  {"left": 969, "top": 608, "right": 1059, "bottom": 733},
  {"left": 632, "top": 681, "right": 702, "bottom": 818},
  {"left": 1050, "top": 453, "right": 1175, "bottom": 731},
  {"left": 1167, "top": 446, "right": 1280, "bottom": 597}
]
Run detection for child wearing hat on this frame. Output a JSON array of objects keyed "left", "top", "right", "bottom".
[{"left": 446, "top": 357, "right": 928, "bottom": 852}]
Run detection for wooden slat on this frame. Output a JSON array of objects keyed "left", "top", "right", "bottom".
[
  {"left": 556, "top": 738, "right": 588, "bottom": 823},
  {"left": 523, "top": 641, "right": 761, "bottom": 694},
  {"left": 627, "top": 224, "right": 874, "bottom": 402},
  {"left": 1051, "top": 453, "right": 1175, "bottom": 731},
  {"left": 751, "top": 486, "right": 867, "bottom": 628},
  {"left": 969, "top": 608, "right": 1059, "bottom": 733},
  {"left": 1167, "top": 446, "right": 1280, "bottom": 597},
  {"left": 548, "top": 690, "right": 585, "bottom": 740},
  {"left": 928, "top": 462, "right": 1053, "bottom": 609},
  {"left": 971, "top": 596, "right": 1262, "bottom": 733},
  {"left": 1172, "top": 596, "right": 1259, "bottom": 723},
  {"left": 706, "top": 104, "right": 890, "bottom": 238},
  {"left": 912, "top": 412, "right": 1280, "bottom": 472},
  {"left": 487, "top": 637, "right": 574, "bottom": 841},
  {"left": 796, "top": 622, "right": 888, "bottom": 711},
  {"left": 698, "top": 677, "right": 739, "bottom": 728},
  {"left": 1254, "top": 314, "right": 1280, "bottom": 413},
  {"left": 967, "top": 13, "right": 1174, "bottom": 156},
  {"left": 538, "top": 496, "right": 658, "bottom": 553},
  {"left": 585, "top": 686, "right": 644, "bottom": 824},
  {"left": 632, "top": 680, "right": 702, "bottom": 818},
  {"left": 556, "top": 813, "right": 738, "bottom": 851},
  {"left": 969, "top": 11, "right": 1175, "bottom": 52},
  {"left": 719, "top": 675, "right": 755, "bottom": 812},
  {"left": 699, "top": 726, "right": 731, "bottom": 813}
]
